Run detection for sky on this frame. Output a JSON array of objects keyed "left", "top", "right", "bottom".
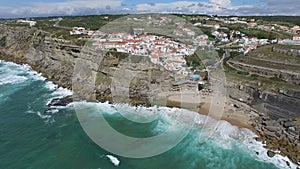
[{"left": 0, "top": 0, "right": 299, "bottom": 18}]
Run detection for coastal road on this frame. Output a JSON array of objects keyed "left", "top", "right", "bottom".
[{"left": 53, "top": 19, "right": 72, "bottom": 30}]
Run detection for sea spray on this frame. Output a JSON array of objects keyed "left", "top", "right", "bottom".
[{"left": 0, "top": 60, "right": 297, "bottom": 169}]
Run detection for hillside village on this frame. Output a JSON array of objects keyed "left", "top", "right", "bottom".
[
  {"left": 65, "top": 15, "right": 300, "bottom": 74},
  {"left": 92, "top": 32, "right": 194, "bottom": 75},
  {"left": 2, "top": 13, "right": 300, "bottom": 168},
  {"left": 13, "top": 14, "right": 300, "bottom": 76},
  {"left": 67, "top": 15, "right": 300, "bottom": 55}
]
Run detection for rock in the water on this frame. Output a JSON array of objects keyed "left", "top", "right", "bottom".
[
  {"left": 48, "top": 96, "right": 73, "bottom": 107},
  {"left": 267, "top": 150, "right": 276, "bottom": 158}
]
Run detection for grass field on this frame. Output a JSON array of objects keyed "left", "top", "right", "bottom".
[
  {"left": 224, "top": 44, "right": 300, "bottom": 92},
  {"left": 241, "top": 45, "right": 300, "bottom": 64},
  {"left": 58, "top": 15, "right": 124, "bottom": 30}
]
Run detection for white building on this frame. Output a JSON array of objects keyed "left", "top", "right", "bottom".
[
  {"left": 70, "top": 27, "right": 86, "bottom": 35},
  {"left": 16, "top": 19, "right": 37, "bottom": 27},
  {"left": 293, "top": 34, "right": 300, "bottom": 41}
]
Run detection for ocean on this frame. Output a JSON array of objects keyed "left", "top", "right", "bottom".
[{"left": 0, "top": 60, "right": 296, "bottom": 169}]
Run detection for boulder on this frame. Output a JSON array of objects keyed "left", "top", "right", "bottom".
[
  {"left": 263, "top": 120, "right": 278, "bottom": 127},
  {"left": 48, "top": 96, "right": 73, "bottom": 107},
  {"left": 267, "top": 150, "right": 276, "bottom": 158},
  {"left": 265, "top": 126, "right": 281, "bottom": 132},
  {"left": 264, "top": 130, "right": 277, "bottom": 138},
  {"left": 284, "top": 121, "right": 297, "bottom": 128}
]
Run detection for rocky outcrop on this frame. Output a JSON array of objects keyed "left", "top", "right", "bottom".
[
  {"left": 226, "top": 79, "right": 300, "bottom": 164},
  {"left": 0, "top": 25, "right": 174, "bottom": 106},
  {"left": 227, "top": 61, "right": 300, "bottom": 85},
  {"left": 226, "top": 82, "right": 300, "bottom": 120},
  {"left": 0, "top": 25, "right": 78, "bottom": 89},
  {"left": 254, "top": 114, "right": 300, "bottom": 164},
  {"left": 1, "top": 25, "right": 300, "bottom": 164},
  {"left": 273, "top": 47, "right": 300, "bottom": 58}
]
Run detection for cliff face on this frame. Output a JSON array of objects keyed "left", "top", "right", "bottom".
[
  {"left": 0, "top": 25, "right": 174, "bottom": 106},
  {"left": 227, "top": 61, "right": 300, "bottom": 85},
  {"left": 1, "top": 25, "right": 299, "bottom": 115},
  {"left": 227, "top": 82, "right": 300, "bottom": 163},
  {"left": 0, "top": 25, "right": 78, "bottom": 89},
  {"left": 227, "top": 82, "right": 300, "bottom": 119},
  {"left": 1, "top": 25, "right": 300, "bottom": 163}
]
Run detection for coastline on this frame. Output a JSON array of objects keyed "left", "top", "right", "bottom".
[
  {"left": 1, "top": 59, "right": 299, "bottom": 168},
  {"left": 166, "top": 92, "right": 255, "bottom": 130},
  {"left": 166, "top": 92, "right": 300, "bottom": 166}
]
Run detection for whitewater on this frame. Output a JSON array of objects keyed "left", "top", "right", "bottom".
[{"left": 0, "top": 60, "right": 298, "bottom": 169}]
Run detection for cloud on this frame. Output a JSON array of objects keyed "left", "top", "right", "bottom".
[
  {"left": 147, "top": 3, "right": 156, "bottom": 6},
  {"left": 259, "top": 0, "right": 300, "bottom": 15},
  {"left": 134, "top": 0, "right": 300, "bottom": 16},
  {"left": 210, "top": 0, "right": 231, "bottom": 7},
  {"left": 135, "top": 1, "right": 234, "bottom": 14},
  {"left": 0, "top": 0, "right": 299, "bottom": 18},
  {"left": 0, "top": 0, "right": 123, "bottom": 18}
]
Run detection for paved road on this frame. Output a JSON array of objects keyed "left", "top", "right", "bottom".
[{"left": 53, "top": 19, "right": 72, "bottom": 30}]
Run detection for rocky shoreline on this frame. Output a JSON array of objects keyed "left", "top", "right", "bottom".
[
  {"left": 253, "top": 114, "right": 300, "bottom": 165},
  {"left": 227, "top": 83, "right": 300, "bottom": 165},
  {"left": 0, "top": 25, "right": 299, "bottom": 166}
]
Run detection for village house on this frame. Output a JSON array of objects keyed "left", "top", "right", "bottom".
[
  {"left": 248, "top": 22, "right": 257, "bottom": 28},
  {"left": 133, "top": 28, "right": 144, "bottom": 35},
  {"left": 70, "top": 27, "right": 86, "bottom": 35},
  {"left": 290, "top": 26, "right": 300, "bottom": 34},
  {"left": 173, "top": 30, "right": 184, "bottom": 36},
  {"left": 183, "top": 28, "right": 196, "bottom": 36},
  {"left": 293, "top": 34, "right": 300, "bottom": 41},
  {"left": 92, "top": 32, "right": 197, "bottom": 73},
  {"left": 16, "top": 19, "right": 37, "bottom": 27}
]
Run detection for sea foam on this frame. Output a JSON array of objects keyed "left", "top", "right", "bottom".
[
  {"left": 106, "top": 155, "right": 120, "bottom": 166},
  {"left": 0, "top": 60, "right": 73, "bottom": 122},
  {"left": 74, "top": 101, "right": 299, "bottom": 169}
]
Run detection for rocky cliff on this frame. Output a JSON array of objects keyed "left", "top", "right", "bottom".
[
  {"left": 1, "top": 25, "right": 299, "bottom": 164},
  {"left": 0, "top": 25, "right": 77, "bottom": 89},
  {"left": 226, "top": 70, "right": 300, "bottom": 164},
  {"left": 227, "top": 82, "right": 300, "bottom": 119},
  {"left": 0, "top": 25, "right": 174, "bottom": 106}
]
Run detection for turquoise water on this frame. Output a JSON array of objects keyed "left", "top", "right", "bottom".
[{"left": 0, "top": 60, "right": 293, "bottom": 169}]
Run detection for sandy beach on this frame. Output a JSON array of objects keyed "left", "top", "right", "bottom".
[{"left": 166, "top": 92, "right": 256, "bottom": 130}]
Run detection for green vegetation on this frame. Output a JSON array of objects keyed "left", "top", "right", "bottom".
[
  {"left": 223, "top": 23, "right": 247, "bottom": 30},
  {"left": 245, "top": 16, "right": 300, "bottom": 26},
  {"left": 237, "top": 71, "right": 249, "bottom": 75},
  {"left": 223, "top": 51, "right": 241, "bottom": 72},
  {"left": 30, "top": 15, "right": 123, "bottom": 41},
  {"left": 242, "top": 28, "right": 291, "bottom": 39},
  {"left": 223, "top": 43, "right": 300, "bottom": 93},
  {"left": 222, "top": 46, "right": 242, "bottom": 50},
  {"left": 226, "top": 68, "right": 300, "bottom": 92},
  {"left": 35, "top": 19, "right": 56, "bottom": 31},
  {"left": 59, "top": 15, "right": 124, "bottom": 30},
  {"left": 197, "top": 27, "right": 214, "bottom": 39},
  {"left": 233, "top": 55, "right": 300, "bottom": 72},
  {"left": 186, "top": 47, "right": 219, "bottom": 70},
  {"left": 185, "top": 52, "right": 205, "bottom": 70},
  {"left": 274, "top": 44, "right": 300, "bottom": 50},
  {"left": 73, "top": 39, "right": 87, "bottom": 46},
  {"left": 0, "top": 36, "right": 6, "bottom": 47},
  {"left": 217, "top": 48, "right": 225, "bottom": 58},
  {"left": 245, "top": 45, "right": 300, "bottom": 64},
  {"left": 222, "top": 22, "right": 292, "bottom": 39},
  {"left": 95, "top": 72, "right": 112, "bottom": 87}
]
